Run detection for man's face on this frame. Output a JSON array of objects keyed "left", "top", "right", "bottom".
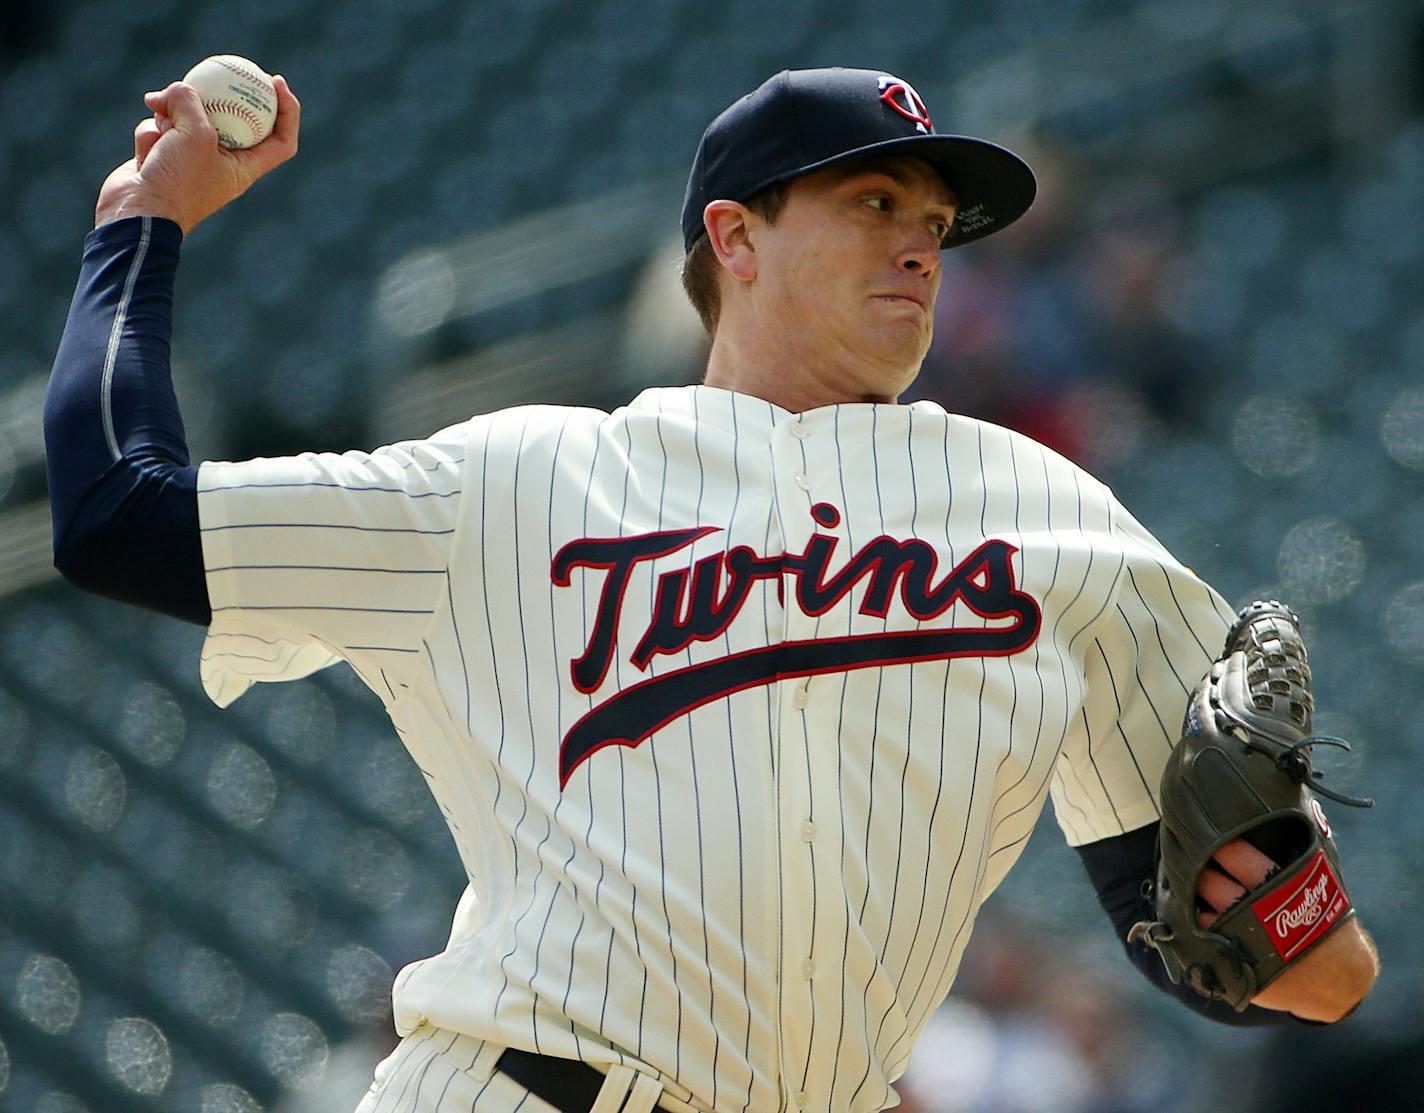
[{"left": 746, "top": 155, "right": 956, "bottom": 398}]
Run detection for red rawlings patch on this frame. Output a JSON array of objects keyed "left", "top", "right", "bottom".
[{"left": 1251, "top": 849, "right": 1348, "bottom": 961}]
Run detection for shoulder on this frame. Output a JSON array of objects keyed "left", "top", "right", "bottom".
[
  {"left": 453, "top": 402, "right": 616, "bottom": 456},
  {"left": 910, "top": 402, "right": 1117, "bottom": 502},
  {"left": 436, "top": 388, "right": 744, "bottom": 466}
]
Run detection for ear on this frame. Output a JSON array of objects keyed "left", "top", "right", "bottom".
[{"left": 703, "top": 200, "right": 759, "bottom": 283}]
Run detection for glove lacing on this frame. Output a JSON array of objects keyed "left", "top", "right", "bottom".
[
  {"left": 1189, "top": 934, "right": 1255, "bottom": 1001},
  {"left": 1273, "top": 734, "right": 1374, "bottom": 809}
]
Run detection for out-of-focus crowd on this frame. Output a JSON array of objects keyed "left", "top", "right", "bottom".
[
  {"left": 894, "top": 906, "right": 1424, "bottom": 1113},
  {"left": 907, "top": 143, "right": 1207, "bottom": 480}
]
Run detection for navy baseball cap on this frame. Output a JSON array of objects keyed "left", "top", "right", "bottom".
[{"left": 680, "top": 67, "right": 1037, "bottom": 252}]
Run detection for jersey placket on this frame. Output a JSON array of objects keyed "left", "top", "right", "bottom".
[{"left": 769, "top": 413, "right": 841, "bottom": 1111}]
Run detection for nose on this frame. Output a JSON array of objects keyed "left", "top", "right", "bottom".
[{"left": 896, "top": 225, "right": 942, "bottom": 277}]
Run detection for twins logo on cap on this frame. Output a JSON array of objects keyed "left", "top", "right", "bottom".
[{"left": 877, "top": 75, "right": 933, "bottom": 134}]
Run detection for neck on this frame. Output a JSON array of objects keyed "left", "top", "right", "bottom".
[{"left": 701, "top": 315, "right": 912, "bottom": 413}]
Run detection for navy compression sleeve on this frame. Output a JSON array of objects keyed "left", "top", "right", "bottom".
[
  {"left": 43, "top": 215, "right": 211, "bottom": 626},
  {"left": 1076, "top": 822, "right": 1293, "bottom": 1027}
]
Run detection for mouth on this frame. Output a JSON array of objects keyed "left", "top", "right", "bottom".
[{"left": 873, "top": 293, "right": 927, "bottom": 310}]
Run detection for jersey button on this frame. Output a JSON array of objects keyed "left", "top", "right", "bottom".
[
  {"left": 801, "top": 960, "right": 814, "bottom": 979},
  {"left": 790, "top": 423, "right": 810, "bottom": 440},
  {"left": 794, "top": 473, "right": 812, "bottom": 491},
  {"left": 801, "top": 820, "right": 816, "bottom": 842},
  {"left": 792, "top": 686, "right": 809, "bottom": 710},
  {"left": 796, "top": 1091, "right": 809, "bottom": 1107}
]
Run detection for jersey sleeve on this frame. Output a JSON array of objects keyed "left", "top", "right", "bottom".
[
  {"left": 196, "top": 422, "right": 472, "bottom": 708},
  {"left": 1050, "top": 496, "right": 1237, "bottom": 846}
]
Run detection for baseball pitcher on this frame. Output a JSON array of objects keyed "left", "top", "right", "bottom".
[{"left": 43, "top": 67, "right": 1378, "bottom": 1112}]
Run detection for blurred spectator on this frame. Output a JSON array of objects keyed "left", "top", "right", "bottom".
[
  {"left": 909, "top": 143, "right": 1207, "bottom": 477},
  {"left": 896, "top": 915, "right": 1201, "bottom": 1113}
]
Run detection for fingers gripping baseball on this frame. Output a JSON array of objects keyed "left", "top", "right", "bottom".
[{"left": 97, "top": 74, "right": 300, "bottom": 235}]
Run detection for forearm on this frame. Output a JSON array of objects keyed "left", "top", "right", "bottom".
[
  {"left": 43, "top": 215, "right": 210, "bottom": 624},
  {"left": 1077, "top": 825, "right": 1293, "bottom": 1027},
  {"left": 1249, "top": 917, "right": 1379, "bottom": 1023}
]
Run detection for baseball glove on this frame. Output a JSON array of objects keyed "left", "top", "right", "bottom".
[{"left": 1128, "top": 600, "right": 1372, "bottom": 1011}]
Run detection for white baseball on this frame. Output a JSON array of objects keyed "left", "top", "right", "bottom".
[{"left": 181, "top": 55, "right": 277, "bottom": 150}]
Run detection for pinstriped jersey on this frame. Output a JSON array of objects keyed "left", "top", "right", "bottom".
[{"left": 196, "top": 385, "right": 1235, "bottom": 1113}]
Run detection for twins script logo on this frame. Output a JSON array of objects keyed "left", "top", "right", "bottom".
[
  {"left": 878, "top": 74, "right": 934, "bottom": 134},
  {"left": 551, "top": 502, "right": 1041, "bottom": 785}
]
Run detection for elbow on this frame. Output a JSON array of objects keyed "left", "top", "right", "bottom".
[
  {"left": 48, "top": 469, "right": 213, "bottom": 627},
  {"left": 53, "top": 515, "right": 108, "bottom": 596}
]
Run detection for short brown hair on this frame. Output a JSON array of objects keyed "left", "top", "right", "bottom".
[{"left": 680, "top": 181, "right": 791, "bottom": 335}]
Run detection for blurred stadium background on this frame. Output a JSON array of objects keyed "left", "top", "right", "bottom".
[{"left": 2, "top": 0, "right": 1423, "bottom": 1110}]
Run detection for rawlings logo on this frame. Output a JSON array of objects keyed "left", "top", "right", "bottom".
[
  {"left": 1251, "top": 849, "right": 1348, "bottom": 961},
  {"left": 552, "top": 502, "right": 1041, "bottom": 785},
  {"left": 1271, "top": 873, "right": 1331, "bottom": 938},
  {"left": 877, "top": 74, "right": 933, "bottom": 134}
]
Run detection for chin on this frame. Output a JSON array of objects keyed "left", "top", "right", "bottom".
[
  {"left": 869, "top": 334, "right": 931, "bottom": 380},
  {"left": 863, "top": 310, "right": 930, "bottom": 351}
]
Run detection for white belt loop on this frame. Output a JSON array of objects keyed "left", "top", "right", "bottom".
[
  {"left": 590, "top": 1065, "right": 636, "bottom": 1113},
  {"left": 623, "top": 1073, "right": 663, "bottom": 1113}
]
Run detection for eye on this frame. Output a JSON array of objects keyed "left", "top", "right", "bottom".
[
  {"left": 929, "top": 218, "right": 951, "bottom": 240},
  {"left": 863, "top": 195, "right": 892, "bottom": 212}
]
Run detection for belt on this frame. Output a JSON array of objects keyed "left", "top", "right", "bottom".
[
  {"left": 495, "top": 1047, "right": 665, "bottom": 1113},
  {"left": 496, "top": 1047, "right": 605, "bottom": 1110}
]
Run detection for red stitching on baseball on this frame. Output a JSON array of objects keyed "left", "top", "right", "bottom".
[
  {"left": 203, "top": 98, "right": 266, "bottom": 137},
  {"left": 215, "top": 58, "right": 270, "bottom": 90}
]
